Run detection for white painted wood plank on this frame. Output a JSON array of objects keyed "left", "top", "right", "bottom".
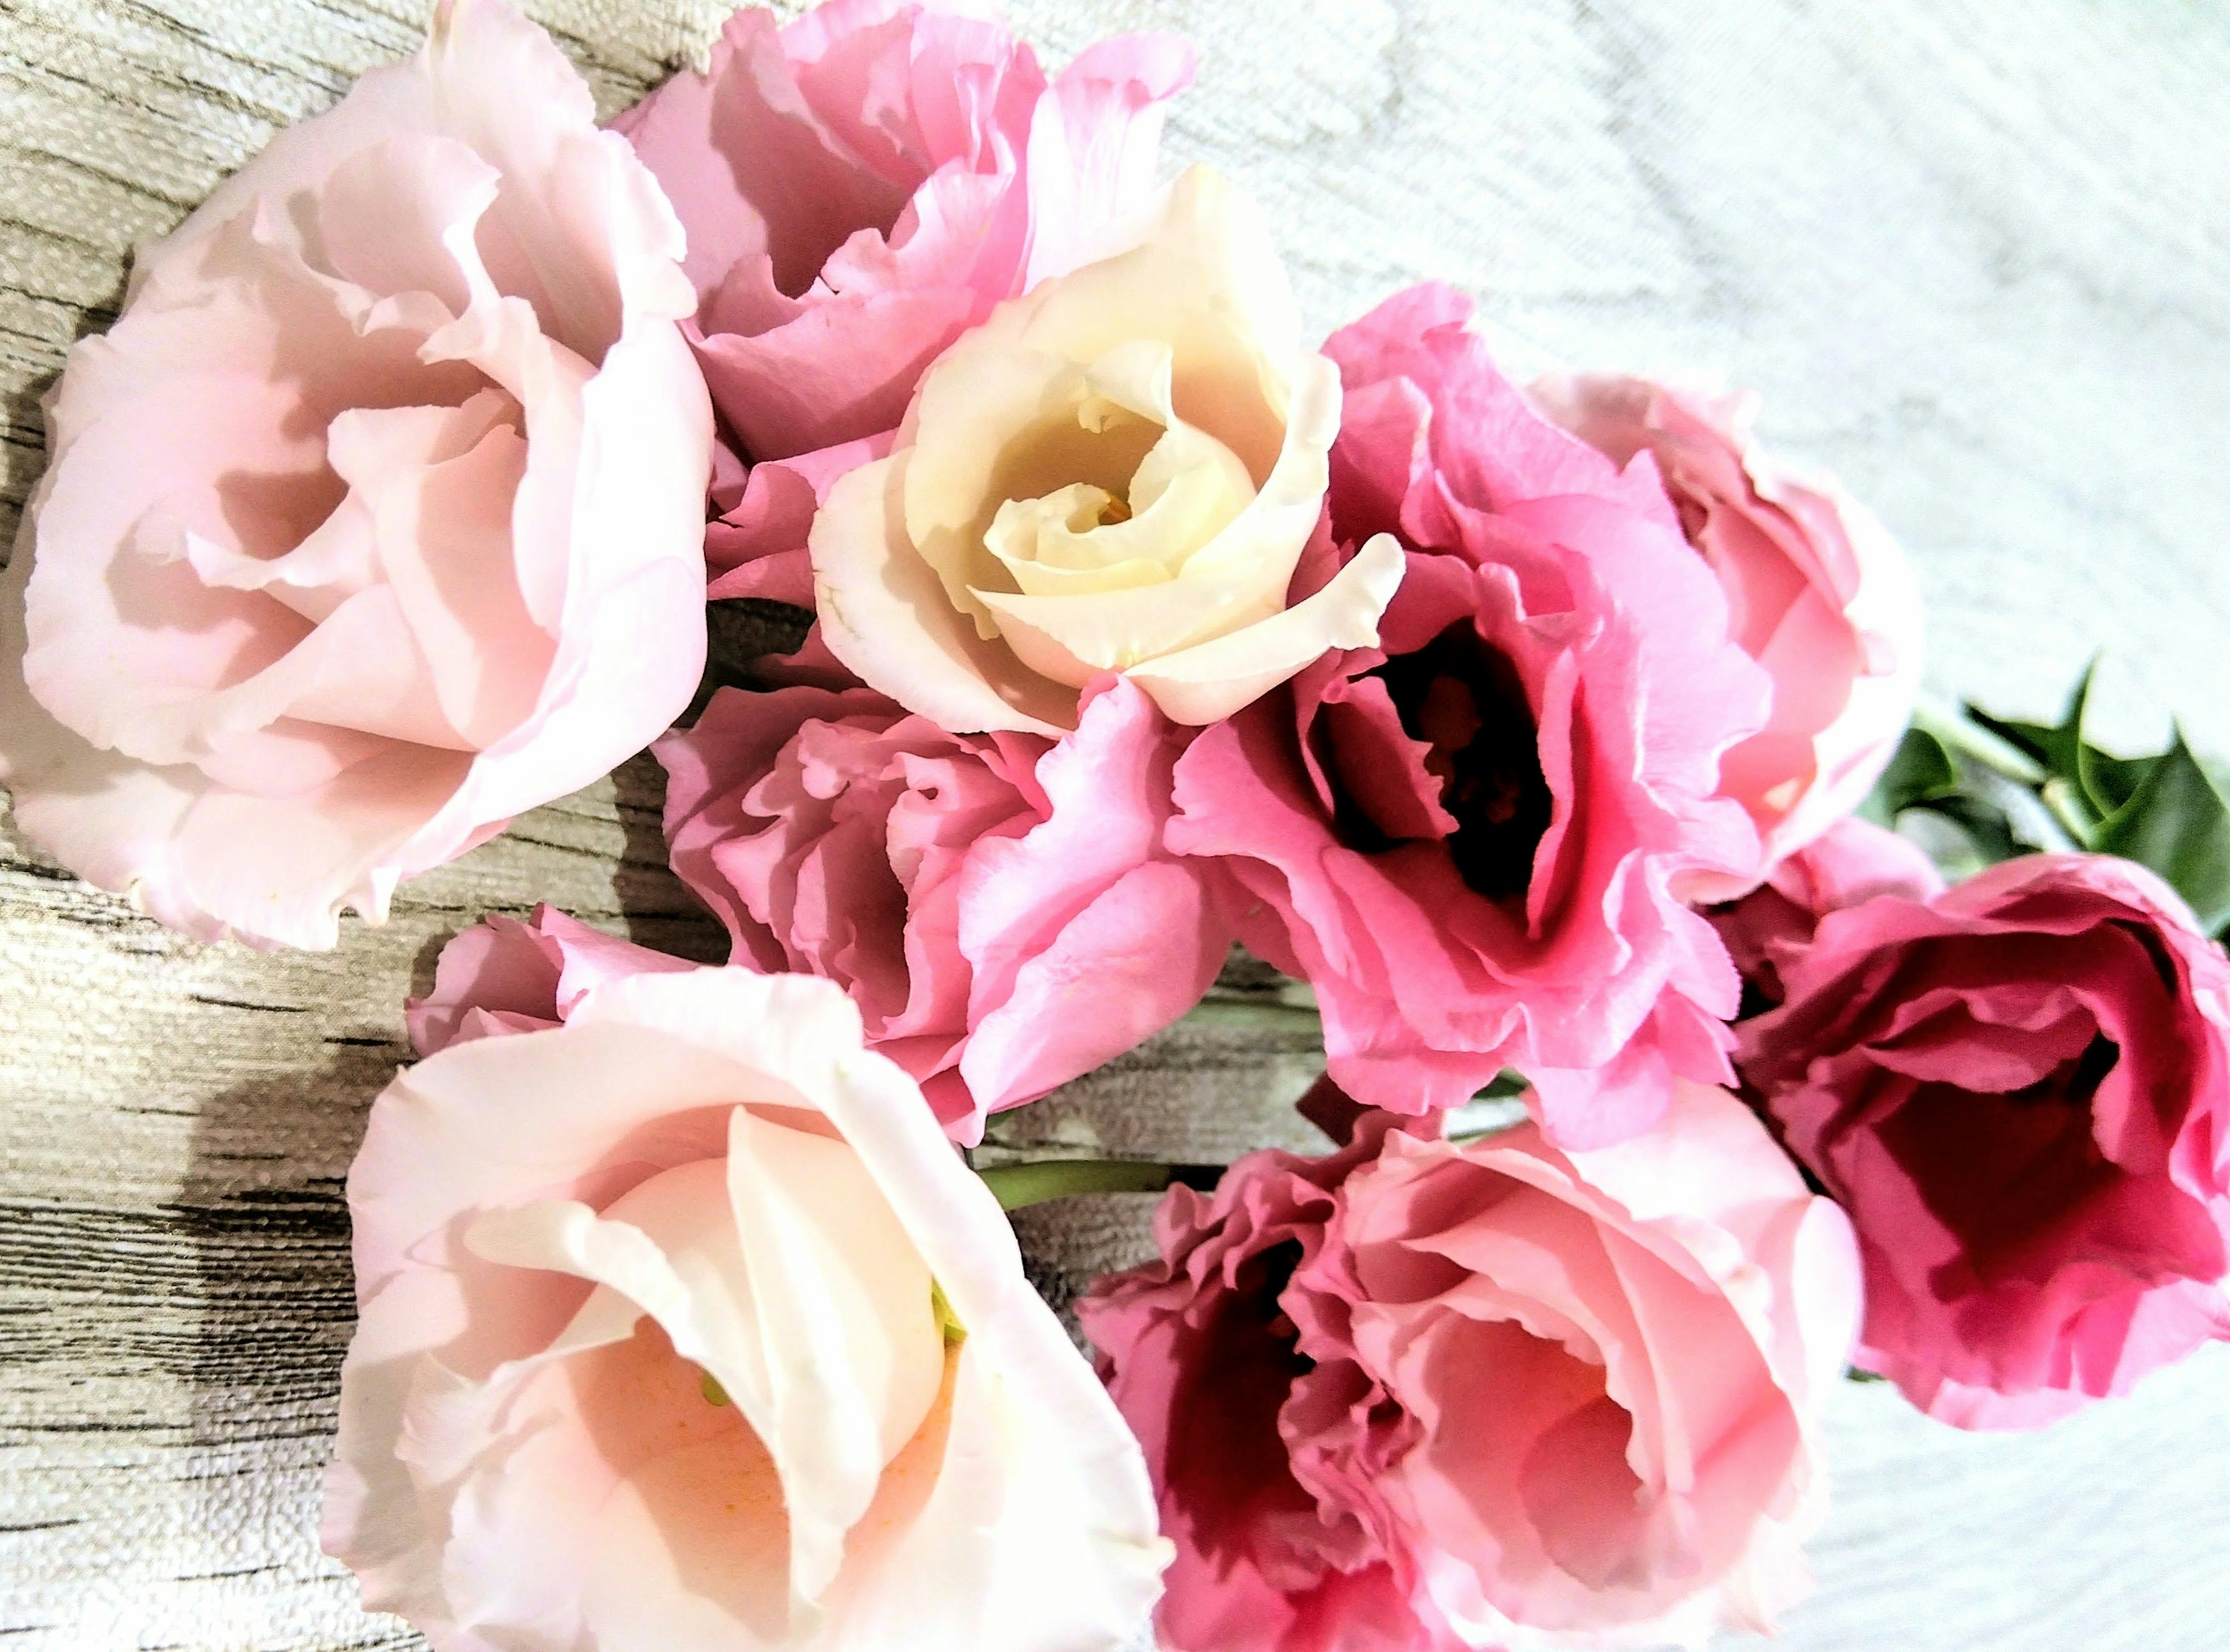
[{"left": 2, "top": 2, "right": 2225, "bottom": 1648}]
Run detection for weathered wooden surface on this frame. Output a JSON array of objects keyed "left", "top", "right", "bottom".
[{"left": 2, "top": 1, "right": 2226, "bottom": 1647}]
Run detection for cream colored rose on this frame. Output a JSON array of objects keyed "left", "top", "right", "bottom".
[
  {"left": 811, "top": 164, "right": 1403, "bottom": 733},
  {"left": 324, "top": 969, "right": 1170, "bottom": 1651}
]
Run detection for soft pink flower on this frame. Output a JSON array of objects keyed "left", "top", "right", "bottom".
[
  {"left": 656, "top": 676, "right": 1228, "bottom": 1143},
  {"left": 1530, "top": 375, "right": 1922, "bottom": 897},
  {"left": 614, "top": 0, "right": 1192, "bottom": 465},
  {"left": 0, "top": 0, "right": 711, "bottom": 949},
  {"left": 326, "top": 967, "right": 1170, "bottom": 1651},
  {"left": 1739, "top": 853, "right": 2230, "bottom": 1428},
  {"left": 1710, "top": 815, "right": 1945, "bottom": 1005},
  {"left": 405, "top": 902, "right": 694, "bottom": 1056},
  {"left": 1080, "top": 1080, "right": 1859, "bottom": 1652},
  {"left": 1167, "top": 285, "right": 1770, "bottom": 1146}
]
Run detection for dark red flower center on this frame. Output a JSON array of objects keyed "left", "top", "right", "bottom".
[{"left": 1374, "top": 625, "right": 1551, "bottom": 902}]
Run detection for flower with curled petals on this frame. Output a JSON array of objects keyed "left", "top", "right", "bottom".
[
  {"left": 811, "top": 164, "right": 1404, "bottom": 735},
  {"left": 656, "top": 676, "right": 1231, "bottom": 1144},
  {"left": 0, "top": 0, "right": 711, "bottom": 948},
  {"left": 615, "top": 0, "right": 1193, "bottom": 467},
  {"left": 1166, "top": 285, "right": 1770, "bottom": 1145},
  {"left": 1531, "top": 373, "right": 1922, "bottom": 896},
  {"left": 1739, "top": 852, "right": 2230, "bottom": 1428},
  {"left": 1081, "top": 1081, "right": 1858, "bottom": 1652},
  {"left": 326, "top": 966, "right": 1170, "bottom": 1651}
]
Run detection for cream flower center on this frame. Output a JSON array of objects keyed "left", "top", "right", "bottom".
[{"left": 978, "top": 340, "right": 1258, "bottom": 624}]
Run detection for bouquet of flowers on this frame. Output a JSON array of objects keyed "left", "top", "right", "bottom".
[{"left": 3, "top": 2, "right": 2224, "bottom": 1647}]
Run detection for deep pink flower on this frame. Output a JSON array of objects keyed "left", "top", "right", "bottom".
[
  {"left": 614, "top": 0, "right": 1192, "bottom": 466},
  {"left": 1080, "top": 1081, "right": 1858, "bottom": 1651},
  {"left": 405, "top": 902, "right": 693, "bottom": 1056},
  {"left": 1531, "top": 376, "right": 1922, "bottom": 896},
  {"left": 1710, "top": 815, "right": 1945, "bottom": 1005},
  {"left": 1167, "top": 285, "right": 1769, "bottom": 1146},
  {"left": 656, "top": 676, "right": 1228, "bottom": 1143},
  {"left": 1739, "top": 852, "right": 2230, "bottom": 1428}
]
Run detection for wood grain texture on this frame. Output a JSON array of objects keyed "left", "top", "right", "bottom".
[{"left": 2, "top": 2, "right": 2227, "bottom": 1648}]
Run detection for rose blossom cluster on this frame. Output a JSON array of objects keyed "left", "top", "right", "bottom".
[{"left": 5, "top": 2, "right": 2227, "bottom": 1650}]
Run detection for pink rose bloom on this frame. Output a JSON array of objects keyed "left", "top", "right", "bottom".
[
  {"left": 1739, "top": 853, "right": 2230, "bottom": 1428},
  {"left": 614, "top": 0, "right": 1192, "bottom": 465},
  {"left": 1168, "top": 285, "right": 1771, "bottom": 1146},
  {"left": 1530, "top": 375, "right": 1923, "bottom": 897},
  {"left": 1080, "top": 1081, "right": 1859, "bottom": 1651},
  {"left": 405, "top": 902, "right": 694, "bottom": 1055},
  {"left": 0, "top": 0, "right": 711, "bottom": 949},
  {"left": 656, "top": 676, "right": 1229, "bottom": 1143},
  {"left": 1710, "top": 815, "right": 1945, "bottom": 1005},
  {"left": 327, "top": 967, "right": 1170, "bottom": 1651}
]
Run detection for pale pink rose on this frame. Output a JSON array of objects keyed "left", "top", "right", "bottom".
[
  {"left": 811, "top": 164, "right": 1406, "bottom": 735},
  {"left": 1739, "top": 853, "right": 2230, "bottom": 1428},
  {"left": 1530, "top": 375, "right": 1922, "bottom": 897},
  {"left": 326, "top": 967, "right": 1170, "bottom": 1651},
  {"left": 1710, "top": 815, "right": 1945, "bottom": 1005},
  {"left": 1081, "top": 1081, "right": 1860, "bottom": 1652},
  {"left": 1167, "top": 285, "right": 1770, "bottom": 1146},
  {"left": 614, "top": 0, "right": 1192, "bottom": 465},
  {"left": 405, "top": 902, "right": 693, "bottom": 1056},
  {"left": 656, "top": 676, "right": 1228, "bottom": 1143},
  {"left": 0, "top": 0, "right": 711, "bottom": 949}
]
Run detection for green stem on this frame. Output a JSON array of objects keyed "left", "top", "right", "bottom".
[
  {"left": 1911, "top": 695, "right": 2046, "bottom": 786},
  {"left": 978, "top": 1158, "right": 1224, "bottom": 1211}
]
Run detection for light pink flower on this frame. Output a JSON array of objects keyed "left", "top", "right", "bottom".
[
  {"left": 614, "top": 0, "right": 1192, "bottom": 465},
  {"left": 1167, "top": 285, "right": 1769, "bottom": 1146},
  {"left": 1709, "top": 815, "right": 1945, "bottom": 1005},
  {"left": 1530, "top": 375, "right": 1922, "bottom": 897},
  {"left": 1739, "top": 852, "right": 2230, "bottom": 1428},
  {"left": 326, "top": 967, "right": 1170, "bottom": 1651},
  {"left": 0, "top": 0, "right": 711, "bottom": 949},
  {"left": 1080, "top": 1081, "right": 1859, "bottom": 1652},
  {"left": 405, "top": 902, "right": 694, "bottom": 1056},
  {"left": 656, "top": 676, "right": 1229, "bottom": 1143}
]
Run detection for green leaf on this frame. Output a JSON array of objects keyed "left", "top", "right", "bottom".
[
  {"left": 2079, "top": 747, "right": 2158, "bottom": 815},
  {"left": 1964, "top": 708, "right": 2056, "bottom": 769},
  {"left": 1860, "top": 726, "right": 1959, "bottom": 825},
  {"left": 1912, "top": 791, "right": 2025, "bottom": 866},
  {"left": 1969, "top": 660, "right": 2125, "bottom": 826},
  {"left": 2094, "top": 728, "right": 2230, "bottom": 933}
]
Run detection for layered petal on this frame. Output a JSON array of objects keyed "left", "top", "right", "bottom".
[
  {"left": 1738, "top": 852, "right": 2230, "bottom": 1427},
  {"left": 1081, "top": 1081, "right": 1855, "bottom": 1651},
  {"left": 1168, "top": 286, "right": 1769, "bottom": 1144},
  {"left": 656, "top": 676, "right": 1229, "bottom": 1142},
  {"left": 327, "top": 967, "right": 1168, "bottom": 1651},
  {"left": 814, "top": 165, "right": 1391, "bottom": 733},
  {"left": 1530, "top": 373, "right": 1922, "bottom": 892},
  {"left": 0, "top": 0, "right": 709, "bottom": 948}
]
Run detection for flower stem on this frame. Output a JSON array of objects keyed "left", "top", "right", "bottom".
[
  {"left": 1911, "top": 694, "right": 2045, "bottom": 785},
  {"left": 977, "top": 1158, "right": 1224, "bottom": 1211}
]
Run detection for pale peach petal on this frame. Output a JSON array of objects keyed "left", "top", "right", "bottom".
[
  {"left": 1125, "top": 531, "right": 1406, "bottom": 725},
  {"left": 812, "top": 164, "right": 1353, "bottom": 733},
  {"left": 328, "top": 967, "right": 1167, "bottom": 1650},
  {"left": 814, "top": 452, "right": 1074, "bottom": 735}
]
